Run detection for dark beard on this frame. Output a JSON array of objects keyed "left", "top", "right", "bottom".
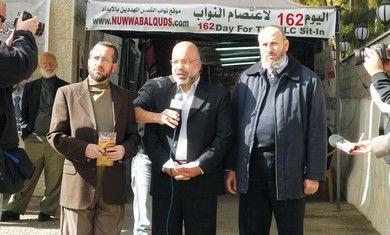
[{"left": 89, "top": 68, "right": 112, "bottom": 82}]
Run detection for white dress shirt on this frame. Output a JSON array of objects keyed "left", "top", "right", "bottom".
[{"left": 174, "top": 77, "right": 200, "bottom": 162}]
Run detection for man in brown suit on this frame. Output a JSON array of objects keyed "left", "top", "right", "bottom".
[{"left": 47, "top": 41, "right": 139, "bottom": 234}]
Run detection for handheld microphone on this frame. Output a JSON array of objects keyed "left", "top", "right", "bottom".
[
  {"left": 328, "top": 134, "right": 356, "bottom": 154},
  {"left": 168, "top": 93, "right": 184, "bottom": 128},
  {"left": 169, "top": 93, "right": 184, "bottom": 112}
]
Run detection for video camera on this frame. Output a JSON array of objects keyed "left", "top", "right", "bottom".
[
  {"left": 354, "top": 43, "right": 390, "bottom": 65},
  {"left": 13, "top": 11, "right": 44, "bottom": 36}
]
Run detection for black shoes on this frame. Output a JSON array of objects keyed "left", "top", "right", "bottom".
[
  {"left": 37, "top": 212, "right": 51, "bottom": 222},
  {"left": 0, "top": 211, "right": 20, "bottom": 222}
]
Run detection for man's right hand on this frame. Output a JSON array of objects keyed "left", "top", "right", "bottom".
[
  {"left": 159, "top": 109, "right": 180, "bottom": 128},
  {"left": 85, "top": 144, "right": 105, "bottom": 159},
  {"left": 15, "top": 16, "right": 38, "bottom": 35},
  {"left": 225, "top": 170, "right": 238, "bottom": 194}
]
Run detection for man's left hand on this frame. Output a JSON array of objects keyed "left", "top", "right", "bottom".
[
  {"left": 303, "top": 179, "right": 319, "bottom": 195},
  {"left": 106, "top": 145, "right": 125, "bottom": 161},
  {"left": 363, "top": 48, "right": 385, "bottom": 76}
]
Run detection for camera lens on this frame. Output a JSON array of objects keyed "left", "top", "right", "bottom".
[
  {"left": 354, "top": 48, "right": 366, "bottom": 65},
  {"left": 13, "top": 11, "right": 44, "bottom": 37},
  {"left": 36, "top": 22, "right": 44, "bottom": 36}
]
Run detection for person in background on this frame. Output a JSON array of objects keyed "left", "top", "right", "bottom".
[
  {"left": 134, "top": 41, "right": 233, "bottom": 235},
  {"left": 225, "top": 25, "right": 327, "bottom": 235},
  {"left": 1, "top": 52, "right": 68, "bottom": 222},
  {"left": 350, "top": 45, "right": 390, "bottom": 159},
  {"left": 47, "top": 41, "right": 139, "bottom": 234},
  {"left": 131, "top": 124, "right": 152, "bottom": 235}
]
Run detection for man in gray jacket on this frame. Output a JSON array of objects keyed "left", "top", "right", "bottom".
[{"left": 225, "top": 25, "right": 327, "bottom": 235}]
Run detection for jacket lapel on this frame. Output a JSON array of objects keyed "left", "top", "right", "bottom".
[
  {"left": 111, "top": 84, "right": 122, "bottom": 129},
  {"left": 76, "top": 79, "right": 97, "bottom": 129},
  {"left": 188, "top": 79, "right": 208, "bottom": 120}
]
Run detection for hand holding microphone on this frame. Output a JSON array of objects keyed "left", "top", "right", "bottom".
[
  {"left": 160, "top": 109, "right": 180, "bottom": 128},
  {"left": 160, "top": 93, "right": 183, "bottom": 128},
  {"left": 328, "top": 134, "right": 358, "bottom": 154},
  {"left": 350, "top": 140, "right": 372, "bottom": 155},
  {"left": 328, "top": 133, "right": 367, "bottom": 155}
]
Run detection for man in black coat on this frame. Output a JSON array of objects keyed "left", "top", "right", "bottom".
[
  {"left": 134, "top": 41, "right": 233, "bottom": 235},
  {"left": 225, "top": 26, "right": 326, "bottom": 235},
  {"left": 1, "top": 52, "right": 68, "bottom": 222},
  {"left": 0, "top": 0, "right": 39, "bottom": 150}
]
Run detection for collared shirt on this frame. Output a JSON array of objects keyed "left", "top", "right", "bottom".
[
  {"left": 255, "top": 56, "right": 289, "bottom": 150},
  {"left": 175, "top": 77, "right": 200, "bottom": 161}
]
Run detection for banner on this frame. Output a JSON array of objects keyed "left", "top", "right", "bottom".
[
  {"left": 86, "top": 1, "right": 337, "bottom": 39},
  {"left": 0, "top": 0, "right": 49, "bottom": 51}
]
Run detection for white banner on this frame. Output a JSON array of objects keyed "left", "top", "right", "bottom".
[{"left": 86, "top": 1, "right": 337, "bottom": 39}]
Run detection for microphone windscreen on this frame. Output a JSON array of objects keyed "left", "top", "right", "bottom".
[
  {"left": 175, "top": 93, "right": 183, "bottom": 101},
  {"left": 328, "top": 134, "right": 343, "bottom": 147}
]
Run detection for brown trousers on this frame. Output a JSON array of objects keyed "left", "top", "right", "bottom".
[{"left": 60, "top": 168, "right": 125, "bottom": 235}]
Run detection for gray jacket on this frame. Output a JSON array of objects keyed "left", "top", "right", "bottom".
[{"left": 226, "top": 56, "right": 327, "bottom": 200}]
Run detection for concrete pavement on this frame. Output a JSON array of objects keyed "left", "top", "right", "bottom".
[{"left": 0, "top": 194, "right": 379, "bottom": 235}]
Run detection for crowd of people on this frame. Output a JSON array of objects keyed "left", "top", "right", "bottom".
[{"left": 1, "top": 0, "right": 389, "bottom": 234}]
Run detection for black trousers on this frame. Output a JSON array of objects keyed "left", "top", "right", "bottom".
[
  {"left": 239, "top": 151, "right": 305, "bottom": 235},
  {"left": 152, "top": 181, "right": 217, "bottom": 235}
]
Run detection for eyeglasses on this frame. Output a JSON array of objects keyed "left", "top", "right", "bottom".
[
  {"left": 90, "top": 56, "right": 113, "bottom": 65},
  {"left": 0, "top": 15, "right": 6, "bottom": 23},
  {"left": 170, "top": 58, "right": 199, "bottom": 66}
]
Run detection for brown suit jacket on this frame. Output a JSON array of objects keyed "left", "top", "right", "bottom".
[{"left": 47, "top": 78, "right": 139, "bottom": 209}]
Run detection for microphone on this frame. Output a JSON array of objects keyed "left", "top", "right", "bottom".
[
  {"left": 168, "top": 93, "right": 184, "bottom": 128},
  {"left": 328, "top": 134, "right": 356, "bottom": 154},
  {"left": 169, "top": 93, "right": 184, "bottom": 112}
]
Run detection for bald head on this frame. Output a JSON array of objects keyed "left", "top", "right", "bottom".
[
  {"left": 258, "top": 25, "right": 287, "bottom": 41},
  {"left": 172, "top": 41, "right": 200, "bottom": 60}
]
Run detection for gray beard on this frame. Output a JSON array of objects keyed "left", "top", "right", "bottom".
[
  {"left": 175, "top": 73, "right": 199, "bottom": 86},
  {"left": 262, "top": 53, "right": 287, "bottom": 71}
]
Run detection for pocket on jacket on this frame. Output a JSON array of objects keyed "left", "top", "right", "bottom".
[{"left": 63, "top": 164, "right": 76, "bottom": 175}]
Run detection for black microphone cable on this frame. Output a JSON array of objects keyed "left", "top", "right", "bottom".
[
  {"left": 165, "top": 126, "right": 178, "bottom": 235},
  {"left": 165, "top": 88, "right": 184, "bottom": 235}
]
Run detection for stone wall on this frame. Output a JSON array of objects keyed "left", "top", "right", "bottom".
[{"left": 330, "top": 33, "right": 390, "bottom": 235}]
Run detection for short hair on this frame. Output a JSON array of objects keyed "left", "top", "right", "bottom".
[
  {"left": 39, "top": 52, "right": 57, "bottom": 63},
  {"left": 91, "top": 41, "right": 118, "bottom": 63},
  {"left": 259, "top": 25, "right": 287, "bottom": 40}
]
